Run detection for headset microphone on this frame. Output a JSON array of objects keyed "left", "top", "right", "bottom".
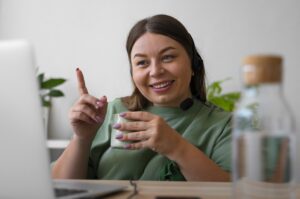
[{"left": 179, "top": 98, "right": 194, "bottom": 111}]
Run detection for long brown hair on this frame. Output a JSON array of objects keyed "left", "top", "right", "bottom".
[{"left": 122, "top": 14, "right": 206, "bottom": 111}]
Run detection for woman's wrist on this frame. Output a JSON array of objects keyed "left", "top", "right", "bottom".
[
  {"left": 72, "top": 134, "right": 94, "bottom": 148},
  {"left": 166, "top": 134, "right": 189, "bottom": 162}
]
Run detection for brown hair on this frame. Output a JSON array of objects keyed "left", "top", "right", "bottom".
[{"left": 121, "top": 14, "right": 206, "bottom": 111}]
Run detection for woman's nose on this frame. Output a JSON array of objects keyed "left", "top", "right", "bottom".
[{"left": 149, "top": 62, "right": 165, "bottom": 77}]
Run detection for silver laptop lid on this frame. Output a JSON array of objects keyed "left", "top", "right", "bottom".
[
  {"left": 0, "top": 40, "right": 125, "bottom": 199},
  {"left": 0, "top": 40, "right": 55, "bottom": 199}
]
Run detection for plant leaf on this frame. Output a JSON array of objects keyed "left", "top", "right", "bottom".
[
  {"left": 207, "top": 78, "right": 231, "bottom": 99},
  {"left": 207, "top": 82, "right": 222, "bottom": 98},
  {"left": 42, "top": 98, "right": 51, "bottom": 107},
  {"left": 48, "top": 90, "right": 64, "bottom": 97},
  {"left": 41, "top": 78, "right": 66, "bottom": 89},
  {"left": 220, "top": 92, "right": 241, "bottom": 102},
  {"left": 210, "top": 97, "right": 234, "bottom": 111},
  {"left": 37, "top": 73, "right": 44, "bottom": 87},
  {"left": 206, "top": 78, "right": 240, "bottom": 112}
]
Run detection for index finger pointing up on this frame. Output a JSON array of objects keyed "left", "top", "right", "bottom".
[{"left": 76, "top": 68, "right": 89, "bottom": 95}]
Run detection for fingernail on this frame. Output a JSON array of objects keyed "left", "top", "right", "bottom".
[
  {"left": 100, "top": 96, "right": 107, "bottom": 102},
  {"left": 96, "top": 100, "right": 103, "bottom": 107},
  {"left": 115, "top": 134, "right": 123, "bottom": 139},
  {"left": 124, "top": 144, "right": 131, "bottom": 149},
  {"left": 119, "top": 112, "right": 126, "bottom": 117},
  {"left": 113, "top": 123, "right": 121, "bottom": 129}
]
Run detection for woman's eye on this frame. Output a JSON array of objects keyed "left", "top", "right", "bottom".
[
  {"left": 136, "top": 60, "right": 148, "bottom": 67},
  {"left": 162, "top": 55, "right": 175, "bottom": 62}
]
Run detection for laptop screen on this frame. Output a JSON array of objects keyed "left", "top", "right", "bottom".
[
  {"left": 0, "top": 40, "right": 55, "bottom": 199},
  {"left": 0, "top": 40, "right": 125, "bottom": 199}
]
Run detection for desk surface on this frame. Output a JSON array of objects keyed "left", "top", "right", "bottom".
[{"left": 68, "top": 180, "right": 300, "bottom": 199}]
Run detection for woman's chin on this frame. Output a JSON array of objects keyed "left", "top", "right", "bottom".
[{"left": 152, "top": 95, "right": 178, "bottom": 107}]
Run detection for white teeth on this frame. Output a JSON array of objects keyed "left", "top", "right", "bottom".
[{"left": 152, "top": 81, "right": 171, "bottom": 89}]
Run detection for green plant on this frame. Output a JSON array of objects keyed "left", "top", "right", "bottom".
[
  {"left": 207, "top": 78, "right": 241, "bottom": 112},
  {"left": 37, "top": 73, "right": 66, "bottom": 107}
]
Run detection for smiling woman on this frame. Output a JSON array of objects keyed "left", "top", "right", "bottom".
[{"left": 51, "top": 14, "right": 232, "bottom": 182}]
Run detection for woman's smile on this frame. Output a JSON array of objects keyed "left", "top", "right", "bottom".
[{"left": 149, "top": 80, "right": 175, "bottom": 93}]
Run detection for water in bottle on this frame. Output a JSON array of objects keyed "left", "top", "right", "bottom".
[{"left": 232, "top": 55, "right": 297, "bottom": 199}]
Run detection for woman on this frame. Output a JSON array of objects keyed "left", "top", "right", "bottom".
[{"left": 52, "top": 14, "right": 231, "bottom": 181}]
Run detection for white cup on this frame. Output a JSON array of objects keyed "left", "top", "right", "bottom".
[{"left": 110, "top": 114, "right": 134, "bottom": 149}]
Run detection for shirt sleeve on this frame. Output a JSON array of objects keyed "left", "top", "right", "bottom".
[
  {"left": 86, "top": 100, "right": 116, "bottom": 179},
  {"left": 210, "top": 117, "right": 232, "bottom": 172}
]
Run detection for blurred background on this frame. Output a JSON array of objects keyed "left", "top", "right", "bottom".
[{"left": 0, "top": 0, "right": 299, "bottom": 179}]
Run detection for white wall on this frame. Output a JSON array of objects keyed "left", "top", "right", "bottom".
[{"left": 1, "top": 0, "right": 300, "bottom": 179}]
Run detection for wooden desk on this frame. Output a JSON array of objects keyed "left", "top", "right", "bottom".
[{"left": 67, "top": 180, "right": 300, "bottom": 199}]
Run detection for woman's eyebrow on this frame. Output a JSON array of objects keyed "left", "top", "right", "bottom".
[
  {"left": 159, "top": 46, "right": 176, "bottom": 54},
  {"left": 133, "top": 53, "right": 147, "bottom": 59}
]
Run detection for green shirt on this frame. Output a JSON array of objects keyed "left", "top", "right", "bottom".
[{"left": 87, "top": 98, "right": 232, "bottom": 181}]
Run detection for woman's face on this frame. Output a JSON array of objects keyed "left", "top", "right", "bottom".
[{"left": 130, "top": 32, "right": 193, "bottom": 107}]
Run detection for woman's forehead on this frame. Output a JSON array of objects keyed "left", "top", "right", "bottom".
[{"left": 131, "top": 32, "right": 184, "bottom": 58}]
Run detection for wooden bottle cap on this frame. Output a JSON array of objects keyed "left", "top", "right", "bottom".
[{"left": 242, "top": 55, "right": 282, "bottom": 85}]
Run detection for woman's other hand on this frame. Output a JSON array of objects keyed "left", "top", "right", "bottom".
[
  {"left": 69, "top": 68, "right": 108, "bottom": 141},
  {"left": 113, "top": 111, "right": 185, "bottom": 160}
]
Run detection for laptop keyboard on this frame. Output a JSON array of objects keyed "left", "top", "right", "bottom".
[{"left": 54, "top": 188, "right": 87, "bottom": 197}]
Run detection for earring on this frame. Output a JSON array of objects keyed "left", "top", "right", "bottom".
[{"left": 192, "top": 71, "right": 195, "bottom": 76}]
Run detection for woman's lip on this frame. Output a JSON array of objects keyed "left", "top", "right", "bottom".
[
  {"left": 149, "top": 80, "right": 174, "bottom": 88},
  {"left": 150, "top": 80, "right": 174, "bottom": 93}
]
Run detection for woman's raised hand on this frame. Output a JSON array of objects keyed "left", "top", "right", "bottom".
[{"left": 69, "top": 68, "right": 108, "bottom": 141}]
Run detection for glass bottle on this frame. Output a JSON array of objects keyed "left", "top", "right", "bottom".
[{"left": 232, "top": 55, "right": 296, "bottom": 199}]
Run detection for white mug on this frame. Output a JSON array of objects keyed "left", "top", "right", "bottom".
[{"left": 110, "top": 113, "right": 135, "bottom": 149}]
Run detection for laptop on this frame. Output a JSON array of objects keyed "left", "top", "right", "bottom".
[{"left": 0, "top": 40, "right": 125, "bottom": 199}]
